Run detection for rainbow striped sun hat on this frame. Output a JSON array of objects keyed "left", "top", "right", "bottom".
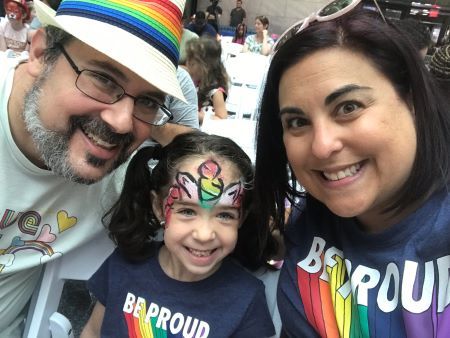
[{"left": 34, "top": 0, "right": 186, "bottom": 102}]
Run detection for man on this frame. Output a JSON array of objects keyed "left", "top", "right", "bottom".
[
  {"left": 206, "top": 0, "right": 222, "bottom": 33},
  {"left": 0, "top": 0, "right": 187, "bottom": 335},
  {"left": 185, "top": 11, "right": 217, "bottom": 39},
  {"left": 229, "top": 0, "right": 246, "bottom": 27}
]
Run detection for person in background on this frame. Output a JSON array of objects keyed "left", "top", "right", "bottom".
[
  {"left": 394, "top": 17, "right": 433, "bottom": 59},
  {"left": 243, "top": 15, "right": 273, "bottom": 56},
  {"left": 145, "top": 67, "right": 199, "bottom": 147},
  {"left": 229, "top": 0, "right": 246, "bottom": 28},
  {"left": 185, "top": 37, "right": 229, "bottom": 124},
  {"left": 429, "top": 43, "right": 450, "bottom": 96},
  {"left": 81, "top": 132, "right": 276, "bottom": 337},
  {"left": 29, "top": 0, "right": 61, "bottom": 29},
  {"left": 185, "top": 10, "right": 217, "bottom": 39},
  {"left": 232, "top": 22, "right": 247, "bottom": 45},
  {"left": 0, "top": 0, "right": 31, "bottom": 54},
  {"left": 178, "top": 27, "right": 199, "bottom": 65},
  {"left": 0, "top": 0, "right": 188, "bottom": 335},
  {"left": 253, "top": 3, "right": 450, "bottom": 337},
  {"left": 206, "top": 0, "right": 222, "bottom": 33}
]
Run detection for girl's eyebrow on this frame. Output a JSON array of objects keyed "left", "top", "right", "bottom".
[
  {"left": 324, "top": 84, "right": 372, "bottom": 106},
  {"left": 174, "top": 200, "right": 240, "bottom": 209}
]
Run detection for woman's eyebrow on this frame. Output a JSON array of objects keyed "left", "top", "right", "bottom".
[
  {"left": 324, "top": 84, "right": 372, "bottom": 106},
  {"left": 279, "top": 106, "right": 305, "bottom": 117}
]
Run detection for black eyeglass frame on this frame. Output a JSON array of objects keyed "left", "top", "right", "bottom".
[{"left": 56, "top": 44, "right": 173, "bottom": 126}]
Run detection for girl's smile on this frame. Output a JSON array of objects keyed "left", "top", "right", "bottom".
[{"left": 155, "top": 156, "right": 244, "bottom": 282}]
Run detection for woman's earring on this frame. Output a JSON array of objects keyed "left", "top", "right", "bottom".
[{"left": 160, "top": 220, "right": 166, "bottom": 228}]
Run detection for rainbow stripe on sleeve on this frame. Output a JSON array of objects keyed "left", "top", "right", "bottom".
[{"left": 56, "top": 0, "right": 183, "bottom": 66}]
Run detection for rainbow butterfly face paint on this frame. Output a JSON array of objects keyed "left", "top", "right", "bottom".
[
  {"left": 163, "top": 159, "right": 244, "bottom": 225},
  {"left": 158, "top": 157, "right": 244, "bottom": 282}
]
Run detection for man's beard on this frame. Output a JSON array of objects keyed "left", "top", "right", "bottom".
[{"left": 22, "top": 64, "right": 135, "bottom": 185}]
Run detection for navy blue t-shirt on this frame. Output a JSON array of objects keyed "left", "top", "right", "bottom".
[
  {"left": 278, "top": 190, "right": 450, "bottom": 338},
  {"left": 88, "top": 243, "right": 275, "bottom": 337}
]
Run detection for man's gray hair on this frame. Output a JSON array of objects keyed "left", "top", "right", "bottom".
[{"left": 42, "top": 26, "right": 73, "bottom": 64}]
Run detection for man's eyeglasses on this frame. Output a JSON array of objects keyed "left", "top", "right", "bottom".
[
  {"left": 273, "top": 0, "right": 386, "bottom": 53},
  {"left": 57, "top": 44, "right": 173, "bottom": 126}
]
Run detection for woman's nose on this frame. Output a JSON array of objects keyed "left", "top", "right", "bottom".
[{"left": 311, "top": 122, "right": 344, "bottom": 159}]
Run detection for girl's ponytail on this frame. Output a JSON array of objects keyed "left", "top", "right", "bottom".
[{"left": 103, "top": 146, "right": 162, "bottom": 260}]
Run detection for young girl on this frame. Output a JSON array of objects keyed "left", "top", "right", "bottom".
[
  {"left": 232, "top": 23, "right": 247, "bottom": 45},
  {"left": 81, "top": 132, "right": 277, "bottom": 338},
  {"left": 0, "top": 0, "right": 31, "bottom": 55},
  {"left": 184, "top": 37, "right": 229, "bottom": 124}
]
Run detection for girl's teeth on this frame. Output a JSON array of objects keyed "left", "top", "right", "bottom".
[
  {"left": 323, "top": 163, "right": 361, "bottom": 181},
  {"left": 189, "top": 248, "right": 213, "bottom": 257}
]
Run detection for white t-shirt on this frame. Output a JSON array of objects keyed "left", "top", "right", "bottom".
[
  {"left": 0, "top": 54, "right": 123, "bottom": 335},
  {"left": 0, "top": 19, "right": 29, "bottom": 54}
]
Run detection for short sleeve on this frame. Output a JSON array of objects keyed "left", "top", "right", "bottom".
[
  {"left": 165, "top": 68, "right": 199, "bottom": 128},
  {"left": 87, "top": 251, "right": 116, "bottom": 306}
]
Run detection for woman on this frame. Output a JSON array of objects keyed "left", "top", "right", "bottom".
[
  {"left": 242, "top": 15, "right": 273, "bottom": 55},
  {"left": 184, "top": 37, "right": 229, "bottom": 124},
  {"left": 254, "top": 4, "right": 450, "bottom": 338}
]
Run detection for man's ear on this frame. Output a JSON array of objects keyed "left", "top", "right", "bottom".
[
  {"left": 27, "top": 28, "right": 48, "bottom": 77},
  {"left": 151, "top": 190, "right": 164, "bottom": 222}
]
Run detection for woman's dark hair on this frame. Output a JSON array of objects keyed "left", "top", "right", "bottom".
[
  {"left": 185, "top": 37, "right": 229, "bottom": 105},
  {"left": 232, "top": 22, "right": 247, "bottom": 42},
  {"left": 254, "top": 9, "right": 450, "bottom": 234},
  {"left": 104, "top": 131, "right": 277, "bottom": 270},
  {"left": 255, "top": 15, "right": 269, "bottom": 28}
]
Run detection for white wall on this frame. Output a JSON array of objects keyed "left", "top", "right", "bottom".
[{"left": 196, "top": 0, "right": 330, "bottom": 36}]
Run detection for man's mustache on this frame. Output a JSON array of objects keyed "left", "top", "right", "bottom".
[{"left": 70, "top": 115, "right": 135, "bottom": 148}]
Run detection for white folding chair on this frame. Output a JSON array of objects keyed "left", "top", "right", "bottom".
[
  {"left": 224, "top": 53, "right": 270, "bottom": 120},
  {"left": 23, "top": 230, "right": 115, "bottom": 338},
  {"left": 201, "top": 118, "right": 257, "bottom": 163},
  {"left": 221, "top": 41, "right": 243, "bottom": 62},
  {"left": 253, "top": 268, "right": 282, "bottom": 338}
]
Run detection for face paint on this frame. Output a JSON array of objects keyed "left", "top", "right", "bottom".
[
  {"left": 161, "top": 159, "right": 245, "bottom": 227},
  {"left": 5, "top": 2, "right": 23, "bottom": 21},
  {"left": 164, "top": 185, "right": 181, "bottom": 227},
  {"left": 198, "top": 160, "right": 224, "bottom": 206}
]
